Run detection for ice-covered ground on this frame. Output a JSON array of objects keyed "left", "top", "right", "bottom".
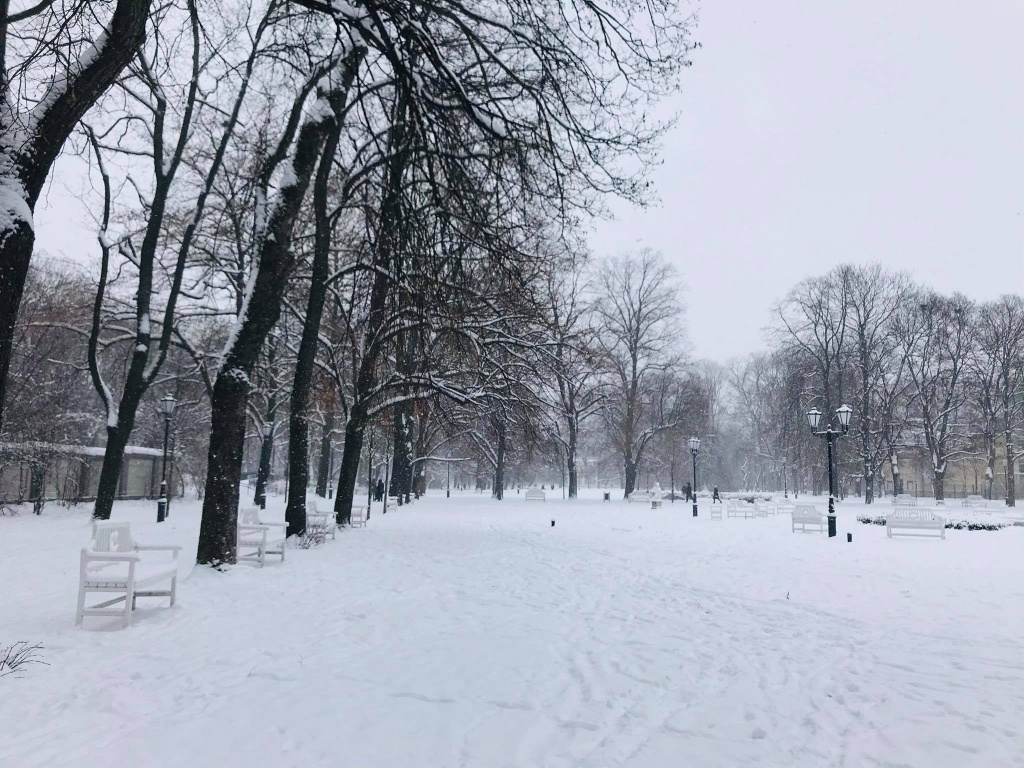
[{"left": 2, "top": 490, "right": 1023, "bottom": 768}]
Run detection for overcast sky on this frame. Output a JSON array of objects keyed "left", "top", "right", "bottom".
[
  {"left": 588, "top": 0, "right": 1024, "bottom": 361},
  {"left": 35, "top": 0, "right": 1024, "bottom": 363}
]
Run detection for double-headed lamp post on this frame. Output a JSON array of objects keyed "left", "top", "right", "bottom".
[
  {"left": 157, "top": 394, "right": 177, "bottom": 523},
  {"left": 688, "top": 436, "right": 700, "bottom": 517},
  {"left": 255, "top": 422, "right": 274, "bottom": 509},
  {"left": 806, "top": 404, "right": 853, "bottom": 538}
]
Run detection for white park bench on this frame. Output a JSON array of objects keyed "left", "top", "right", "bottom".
[
  {"left": 238, "top": 507, "right": 287, "bottom": 567},
  {"left": 791, "top": 504, "right": 826, "bottom": 533},
  {"left": 629, "top": 492, "right": 652, "bottom": 503},
  {"left": 307, "top": 500, "right": 337, "bottom": 540},
  {"left": 962, "top": 495, "right": 988, "bottom": 508},
  {"left": 709, "top": 504, "right": 723, "bottom": 520},
  {"left": 776, "top": 501, "right": 795, "bottom": 517},
  {"left": 349, "top": 505, "right": 368, "bottom": 527},
  {"left": 754, "top": 500, "right": 775, "bottom": 517},
  {"left": 892, "top": 493, "right": 917, "bottom": 507},
  {"left": 727, "top": 501, "right": 755, "bottom": 519},
  {"left": 887, "top": 507, "right": 945, "bottom": 539},
  {"left": 525, "top": 488, "right": 546, "bottom": 501},
  {"left": 76, "top": 521, "right": 181, "bottom": 629}
]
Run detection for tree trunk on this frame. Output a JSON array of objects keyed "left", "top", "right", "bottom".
[
  {"left": 253, "top": 393, "right": 276, "bottom": 505},
  {"left": 0, "top": 224, "right": 32, "bottom": 433},
  {"left": 566, "top": 416, "right": 578, "bottom": 498},
  {"left": 315, "top": 412, "right": 334, "bottom": 497},
  {"left": 285, "top": 116, "right": 342, "bottom": 537},
  {"left": 933, "top": 468, "right": 945, "bottom": 503},
  {"left": 389, "top": 406, "right": 412, "bottom": 503},
  {"left": 623, "top": 457, "right": 637, "bottom": 498},
  {"left": 333, "top": 406, "right": 366, "bottom": 526},
  {"left": 493, "top": 418, "right": 506, "bottom": 500},
  {"left": 1006, "top": 433, "right": 1016, "bottom": 507},
  {"left": 92, "top": 426, "right": 133, "bottom": 520},
  {"left": 197, "top": 373, "right": 249, "bottom": 565}
]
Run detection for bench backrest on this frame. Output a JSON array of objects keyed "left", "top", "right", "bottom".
[
  {"left": 351, "top": 505, "right": 367, "bottom": 521},
  {"left": 239, "top": 507, "right": 261, "bottom": 526},
  {"left": 793, "top": 503, "right": 819, "bottom": 518},
  {"left": 630, "top": 492, "right": 651, "bottom": 501},
  {"left": 525, "top": 489, "right": 544, "bottom": 498},
  {"left": 890, "top": 507, "right": 942, "bottom": 522},
  {"left": 92, "top": 521, "right": 133, "bottom": 553}
]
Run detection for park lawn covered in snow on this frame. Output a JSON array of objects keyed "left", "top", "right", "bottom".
[{"left": 2, "top": 492, "right": 1023, "bottom": 768}]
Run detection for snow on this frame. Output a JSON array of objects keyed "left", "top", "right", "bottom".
[
  {"left": 0, "top": 175, "right": 33, "bottom": 235},
  {"left": 2, "top": 492, "right": 1023, "bottom": 767}
]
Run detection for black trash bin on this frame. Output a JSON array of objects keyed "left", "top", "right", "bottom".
[{"left": 603, "top": 492, "right": 610, "bottom": 502}]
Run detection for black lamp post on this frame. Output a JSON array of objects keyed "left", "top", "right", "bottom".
[
  {"left": 446, "top": 451, "right": 451, "bottom": 498},
  {"left": 157, "top": 394, "right": 177, "bottom": 523},
  {"left": 783, "top": 457, "right": 788, "bottom": 498},
  {"left": 688, "top": 436, "right": 700, "bottom": 517},
  {"left": 806, "top": 404, "right": 853, "bottom": 538},
  {"left": 255, "top": 421, "right": 274, "bottom": 509}
]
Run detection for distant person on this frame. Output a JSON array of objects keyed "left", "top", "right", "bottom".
[
  {"left": 684, "top": 482, "right": 692, "bottom": 502},
  {"left": 712, "top": 487, "right": 721, "bottom": 504},
  {"left": 375, "top": 478, "right": 385, "bottom": 502}
]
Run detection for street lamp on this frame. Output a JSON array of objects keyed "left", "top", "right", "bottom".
[
  {"left": 782, "top": 457, "right": 788, "bottom": 498},
  {"left": 255, "top": 421, "right": 274, "bottom": 509},
  {"left": 688, "top": 436, "right": 700, "bottom": 517},
  {"left": 157, "top": 394, "right": 177, "bottom": 522},
  {"left": 806, "top": 404, "right": 853, "bottom": 538}
]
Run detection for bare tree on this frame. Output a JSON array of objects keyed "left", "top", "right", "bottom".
[
  {"left": 0, "top": 0, "right": 152, "bottom": 433},
  {"left": 595, "top": 250, "right": 685, "bottom": 497},
  {"left": 896, "top": 293, "right": 973, "bottom": 503},
  {"left": 973, "top": 295, "right": 1024, "bottom": 506},
  {"left": 845, "top": 265, "right": 911, "bottom": 503}
]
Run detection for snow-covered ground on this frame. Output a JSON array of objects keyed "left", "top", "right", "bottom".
[{"left": 2, "top": 491, "right": 1023, "bottom": 768}]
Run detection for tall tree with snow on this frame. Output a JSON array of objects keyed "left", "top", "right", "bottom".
[{"left": 0, "top": 0, "right": 152, "bottom": 433}]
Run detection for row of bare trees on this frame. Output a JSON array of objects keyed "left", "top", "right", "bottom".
[
  {"left": 727, "top": 264, "right": 1023, "bottom": 506},
  {"left": 0, "top": 1, "right": 698, "bottom": 561}
]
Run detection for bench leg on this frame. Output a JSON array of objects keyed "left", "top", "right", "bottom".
[
  {"left": 122, "top": 588, "right": 133, "bottom": 629},
  {"left": 170, "top": 574, "right": 177, "bottom": 607},
  {"left": 75, "top": 584, "right": 87, "bottom": 626}
]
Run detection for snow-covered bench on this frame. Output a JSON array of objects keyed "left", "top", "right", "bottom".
[
  {"left": 525, "top": 489, "right": 546, "bottom": 501},
  {"left": 892, "top": 493, "right": 917, "bottom": 507},
  {"left": 629, "top": 492, "right": 652, "bottom": 503},
  {"left": 776, "top": 501, "right": 795, "bottom": 517},
  {"left": 791, "top": 504, "right": 825, "bottom": 533},
  {"left": 887, "top": 507, "right": 945, "bottom": 539},
  {"left": 754, "top": 500, "right": 775, "bottom": 517},
  {"left": 76, "top": 522, "right": 180, "bottom": 629},
  {"left": 238, "top": 507, "right": 287, "bottom": 567},
  {"left": 709, "top": 504, "right": 723, "bottom": 520},
  {"left": 349, "top": 505, "right": 368, "bottom": 527},
  {"left": 307, "top": 500, "right": 337, "bottom": 540},
  {"left": 962, "top": 495, "right": 988, "bottom": 508},
  {"left": 727, "top": 501, "right": 755, "bottom": 519}
]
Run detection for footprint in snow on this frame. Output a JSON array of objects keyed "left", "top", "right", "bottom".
[{"left": 751, "top": 727, "right": 767, "bottom": 740}]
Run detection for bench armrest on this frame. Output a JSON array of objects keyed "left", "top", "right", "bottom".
[
  {"left": 239, "top": 523, "right": 270, "bottom": 532},
  {"left": 134, "top": 544, "right": 183, "bottom": 552},
  {"left": 82, "top": 549, "right": 140, "bottom": 562}
]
